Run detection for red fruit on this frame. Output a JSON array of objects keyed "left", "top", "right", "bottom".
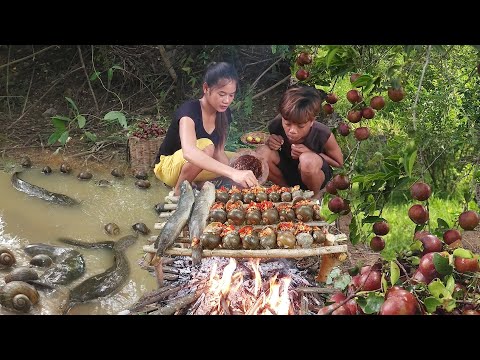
[
  {"left": 370, "top": 96, "right": 385, "bottom": 110},
  {"left": 329, "top": 292, "right": 347, "bottom": 303},
  {"left": 454, "top": 256, "right": 480, "bottom": 273},
  {"left": 350, "top": 73, "right": 361, "bottom": 84},
  {"left": 295, "top": 68, "right": 310, "bottom": 81},
  {"left": 458, "top": 210, "right": 479, "bottom": 231},
  {"left": 317, "top": 304, "right": 351, "bottom": 315},
  {"left": 323, "top": 103, "right": 334, "bottom": 114},
  {"left": 411, "top": 269, "right": 432, "bottom": 284},
  {"left": 370, "top": 236, "right": 385, "bottom": 252},
  {"left": 410, "top": 182, "right": 431, "bottom": 201},
  {"left": 328, "top": 197, "right": 345, "bottom": 213},
  {"left": 380, "top": 296, "right": 416, "bottom": 315},
  {"left": 338, "top": 122, "right": 350, "bottom": 136},
  {"left": 414, "top": 230, "right": 430, "bottom": 240},
  {"left": 354, "top": 127, "right": 370, "bottom": 141},
  {"left": 373, "top": 221, "right": 390, "bottom": 236},
  {"left": 296, "top": 52, "right": 312, "bottom": 66},
  {"left": 443, "top": 229, "right": 462, "bottom": 245},
  {"left": 346, "top": 89, "right": 362, "bottom": 104},
  {"left": 408, "top": 204, "right": 429, "bottom": 224},
  {"left": 347, "top": 110, "right": 362, "bottom": 123},
  {"left": 419, "top": 234, "right": 443, "bottom": 254},
  {"left": 333, "top": 174, "right": 349, "bottom": 190},
  {"left": 325, "top": 93, "right": 338, "bottom": 104},
  {"left": 463, "top": 309, "right": 480, "bottom": 315},
  {"left": 361, "top": 107, "right": 375, "bottom": 119},
  {"left": 418, "top": 252, "right": 441, "bottom": 280},
  {"left": 325, "top": 181, "right": 338, "bottom": 195},
  {"left": 359, "top": 270, "right": 382, "bottom": 291},
  {"left": 387, "top": 87, "right": 405, "bottom": 102}
]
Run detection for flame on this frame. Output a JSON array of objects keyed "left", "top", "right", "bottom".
[{"left": 205, "top": 257, "right": 291, "bottom": 315}]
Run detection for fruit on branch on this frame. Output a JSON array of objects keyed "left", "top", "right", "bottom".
[
  {"left": 350, "top": 73, "right": 361, "bottom": 84},
  {"left": 333, "top": 174, "right": 350, "bottom": 190},
  {"left": 338, "top": 122, "right": 350, "bottom": 136},
  {"left": 373, "top": 221, "right": 390, "bottom": 236},
  {"left": 458, "top": 210, "right": 479, "bottom": 230},
  {"left": 325, "top": 93, "right": 338, "bottom": 104},
  {"left": 370, "top": 96, "right": 385, "bottom": 110},
  {"left": 387, "top": 87, "right": 405, "bottom": 102},
  {"left": 418, "top": 252, "right": 441, "bottom": 281},
  {"left": 361, "top": 106, "right": 375, "bottom": 119},
  {"left": 346, "top": 89, "right": 362, "bottom": 104},
  {"left": 295, "top": 68, "right": 310, "bottom": 81},
  {"left": 410, "top": 182, "right": 431, "bottom": 201},
  {"left": 323, "top": 103, "right": 334, "bottom": 114},
  {"left": 325, "top": 181, "right": 338, "bottom": 195},
  {"left": 408, "top": 204, "right": 429, "bottom": 224},
  {"left": 370, "top": 236, "right": 385, "bottom": 252},
  {"left": 443, "top": 229, "right": 462, "bottom": 245},
  {"left": 380, "top": 287, "right": 418, "bottom": 315},
  {"left": 419, "top": 234, "right": 443, "bottom": 254},
  {"left": 354, "top": 127, "right": 370, "bottom": 141},
  {"left": 347, "top": 110, "right": 362, "bottom": 123},
  {"left": 328, "top": 196, "right": 346, "bottom": 213},
  {"left": 296, "top": 52, "right": 312, "bottom": 66}
]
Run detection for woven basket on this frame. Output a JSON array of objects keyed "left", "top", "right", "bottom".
[{"left": 128, "top": 136, "right": 164, "bottom": 173}]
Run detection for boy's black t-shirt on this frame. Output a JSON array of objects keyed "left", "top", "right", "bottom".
[
  {"left": 155, "top": 99, "right": 232, "bottom": 163},
  {"left": 267, "top": 114, "right": 332, "bottom": 159}
]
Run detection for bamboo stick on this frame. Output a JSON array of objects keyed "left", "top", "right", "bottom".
[{"left": 143, "top": 244, "right": 347, "bottom": 258}]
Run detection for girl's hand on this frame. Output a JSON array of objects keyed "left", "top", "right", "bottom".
[{"left": 231, "top": 169, "right": 258, "bottom": 188}]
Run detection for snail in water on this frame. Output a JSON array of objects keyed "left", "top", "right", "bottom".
[
  {"left": 21, "top": 156, "right": 32, "bottom": 168},
  {"left": 135, "top": 179, "right": 151, "bottom": 189},
  {"left": 132, "top": 222, "right": 150, "bottom": 235},
  {"left": 96, "top": 179, "right": 112, "bottom": 187},
  {"left": 5, "top": 267, "right": 39, "bottom": 283},
  {"left": 0, "top": 247, "right": 16, "bottom": 268},
  {"left": 60, "top": 163, "right": 71, "bottom": 173},
  {"left": 104, "top": 222, "right": 120, "bottom": 236},
  {"left": 134, "top": 170, "right": 148, "bottom": 180},
  {"left": 30, "top": 254, "right": 53, "bottom": 267},
  {"left": 77, "top": 171, "right": 93, "bottom": 180},
  {"left": 41, "top": 166, "right": 52, "bottom": 174},
  {"left": 0, "top": 281, "right": 40, "bottom": 313},
  {"left": 111, "top": 168, "right": 125, "bottom": 178}
]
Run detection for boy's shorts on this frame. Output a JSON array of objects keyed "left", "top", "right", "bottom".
[
  {"left": 277, "top": 153, "right": 333, "bottom": 190},
  {"left": 154, "top": 138, "right": 235, "bottom": 187}
]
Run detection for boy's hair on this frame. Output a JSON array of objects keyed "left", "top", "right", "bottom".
[
  {"left": 278, "top": 85, "right": 322, "bottom": 124},
  {"left": 203, "top": 62, "right": 239, "bottom": 148}
]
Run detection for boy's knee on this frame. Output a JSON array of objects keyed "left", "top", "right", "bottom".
[{"left": 299, "top": 152, "right": 323, "bottom": 174}]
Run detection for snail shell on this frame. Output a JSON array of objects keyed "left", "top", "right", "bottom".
[
  {"left": 132, "top": 222, "right": 150, "bottom": 235},
  {"left": 295, "top": 205, "right": 313, "bottom": 222},
  {"left": 30, "top": 254, "right": 53, "bottom": 267},
  {"left": 134, "top": 170, "right": 148, "bottom": 180},
  {"left": 296, "top": 232, "right": 314, "bottom": 248},
  {"left": 200, "top": 232, "right": 221, "bottom": 250},
  {"left": 0, "top": 248, "right": 16, "bottom": 268},
  {"left": 280, "top": 192, "right": 292, "bottom": 202},
  {"left": 21, "top": 156, "right": 32, "bottom": 168},
  {"left": 222, "top": 232, "right": 241, "bottom": 250},
  {"left": 255, "top": 192, "right": 268, "bottom": 202},
  {"left": 104, "top": 222, "right": 120, "bottom": 236},
  {"left": 230, "top": 192, "right": 242, "bottom": 203},
  {"left": 111, "top": 168, "right": 125, "bottom": 178},
  {"left": 60, "top": 163, "right": 71, "bottom": 173},
  {"left": 262, "top": 208, "right": 279, "bottom": 225},
  {"left": 5, "top": 267, "right": 39, "bottom": 283},
  {"left": 242, "top": 193, "right": 256, "bottom": 204},
  {"left": 0, "top": 281, "right": 39, "bottom": 313},
  {"left": 268, "top": 192, "right": 281, "bottom": 202},
  {"left": 209, "top": 209, "right": 227, "bottom": 223},
  {"left": 135, "top": 179, "right": 151, "bottom": 189},
  {"left": 276, "top": 231, "right": 296, "bottom": 249},
  {"left": 96, "top": 179, "right": 112, "bottom": 187},
  {"left": 41, "top": 166, "right": 52, "bottom": 174},
  {"left": 215, "top": 191, "right": 229, "bottom": 203},
  {"left": 77, "top": 171, "right": 93, "bottom": 180}
]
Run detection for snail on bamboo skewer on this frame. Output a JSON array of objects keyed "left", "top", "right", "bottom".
[{"left": 225, "top": 200, "right": 245, "bottom": 226}]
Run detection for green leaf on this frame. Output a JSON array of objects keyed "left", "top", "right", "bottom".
[
  {"left": 77, "top": 115, "right": 86, "bottom": 129},
  {"left": 351, "top": 74, "right": 373, "bottom": 88},
  {"left": 381, "top": 273, "right": 388, "bottom": 293},
  {"left": 107, "top": 67, "right": 114, "bottom": 87},
  {"left": 89, "top": 71, "right": 100, "bottom": 81},
  {"left": 410, "top": 239, "right": 423, "bottom": 252},
  {"left": 51, "top": 118, "right": 66, "bottom": 132},
  {"left": 325, "top": 47, "right": 339, "bottom": 68},
  {"left": 433, "top": 253, "right": 452, "bottom": 275},
  {"left": 47, "top": 131, "right": 63, "bottom": 145},
  {"left": 325, "top": 212, "right": 340, "bottom": 224},
  {"left": 452, "top": 248, "right": 473, "bottom": 259},
  {"left": 349, "top": 217, "right": 360, "bottom": 245},
  {"left": 428, "top": 279, "right": 451, "bottom": 299},
  {"left": 404, "top": 150, "right": 417, "bottom": 177},
  {"left": 437, "top": 218, "right": 450, "bottom": 230},
  {"left": 65, "top": 97, "right": 78, "bottom": 113},
  {"left": 357, "top": 292, "right": 384, "bottom": 314},
  {"left": 103, "top": 111, "right": 127, "bottom": 129},
  {"left": 58, "top": 131, "right": 70, "bottom": 145},
  {"left": 386, "top": 65, "right": 402, "bottom": 77},
  {"left": 424, "top": 296, "right": 441, "bottom": 313},
  {"left": 111, "top": 65, "right": 123, "bottom": 70},
  {"left": 51, "top": 115, "right": 71, "bottom": 122},
  {"left": 390, "top": 261, "right": 400, "bottom": 286},
  {"left": 326, "top": 267, "right": 341, "bottom": 284},
  {"left": 445, "top": 275, "right": 455, "bottom": 294},
  {"left": 84, "top": 131, "right": 97, "bottom": 142},
  {"left": 409, "top": 256, "right": 420, "bottom": 266},
  {"left": 333, "top": 274, "right": 351, "bottom": 291}
]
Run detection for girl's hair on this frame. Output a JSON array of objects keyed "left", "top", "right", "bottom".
[
  {"left": 204, "top": 62, "right": 239, "bottom": 148},
  {"left": 278, "top": 85, "right": 322, "bottom": 124}
]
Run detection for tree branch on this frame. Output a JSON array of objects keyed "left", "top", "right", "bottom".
[
  {"left": 77, "top": 45, "right": 99, "bottom": 113},
  {"left": 0, "top": 45, "right": 58, "bottom": 71},
  {"left": 412, "top": 45, "right": 432, "bottom": 131}
]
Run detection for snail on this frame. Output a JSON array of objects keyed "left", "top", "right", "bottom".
[
  {"left": 21, "top": 156, "right": 32, "bottom": 168},
  {"left": 245, "top": 208, "right": 262, "bottom": 225},
  {"left": 276, "top": 231, "right": 296, "bottom": 249},
  {"left": 200, "top": 232, "right": 221, "bottom": 250},
  {"left": 227, "top": 208, "right": 245, "bottom": 226},
  {"left": 77, "top": 171, "right": 93, "bottom": 180},
  {"left": 296, "top": 232, "right": 314, "bottom": 248},
  {"left": 30, "top": 254, "right": 53, "bottom": 267},
  {"left": 209, "top": 205, "right": 227, "bottom": 223},
  {"left": 312, "top": 229, "right": 327, "bottom": 244},
  {"left": 134, "top": 170, "right": 148, "bottom": 180},
  {"left": 0, "top": 281, "right": 39, "bottom": 313},
  {"left": 5, "top": 267, "right": 39, "bottom": 283},
  {"left": 242, "top": 192, "right": 256, "bottom": 204},
  {"left": 259, "top": 226, "right": 277, "bottom": 249},
  {"left": 132, "top": 222, "right": 150, "bottom": 235},
  {"left": 215, "top": 189, "right": 229, "bottom": 203},
  {"left": 104, "top": 222, "right": 120, "bottom": 236},
  {"left": 262, "top": 208, "right": 279, "bottom": 225},
  {"left": 295, "top": 205, "right": 314, "bottom": 222},
  {"left": 60, "top": 163, "right": 71, "bottom": 173},
  {"left": 280, "top": 192, "right": 292, "bottom": 202},
  {"left": 111, "top": 168, "right": 125, "bottom": 178},
  {"left": 222, "top": 231, "right": 241, "bottom": 250},
  {"left": 41, "top": 166, "right": 52, "bottom": 174},
  {"left": 239, "top": 227, "right": 260, "bottom": 250},
  {"left": 135, "top": 179, "right": 151, "bottom": 189},
  {"left": 0, "top": 248, "right": 16, "bottom": 268},
  {"left": 255, "top": 192, "right": 268, "bottom": 202},
  {"left": 268, "top": 192, "right": 281, "bottom": 203},
  {"left": 96, "top": 179, "right": 112, "bottom": 187}
]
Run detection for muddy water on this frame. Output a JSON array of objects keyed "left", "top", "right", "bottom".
[{"left": 0, "top": 165, "right": 170, "bottom": 315}]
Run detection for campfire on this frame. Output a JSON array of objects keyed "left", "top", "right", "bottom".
[{"left": 131, "top": 256, "right": 325, "bottom": 315}]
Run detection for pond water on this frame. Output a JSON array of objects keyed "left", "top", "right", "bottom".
[{"left": 0, "top": 164, "right": 170, "bottom": 315}]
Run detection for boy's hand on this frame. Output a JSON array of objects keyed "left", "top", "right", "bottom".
[
  {"left": 291, "top": 144, "right": 311, "bottom": 159},
  {"left": 266, "top": 134, "right": 284, "bottom": 151}
]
